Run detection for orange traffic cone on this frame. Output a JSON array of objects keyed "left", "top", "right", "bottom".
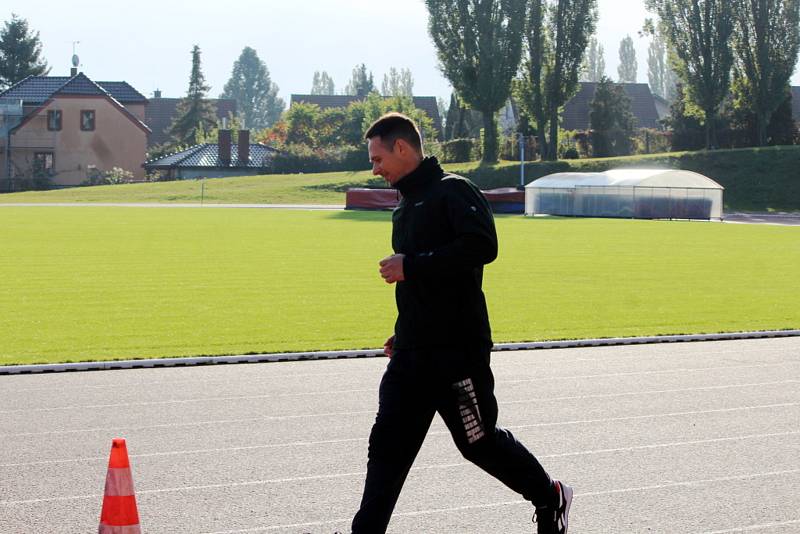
[{"left": 98, "top": 438, "right": 141, "bottom": 533}]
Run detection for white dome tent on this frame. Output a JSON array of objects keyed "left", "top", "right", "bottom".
[{"left": 524, "top": 169, "right": 724, "bottom": 220}]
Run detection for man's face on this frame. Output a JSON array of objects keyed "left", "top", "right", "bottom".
[{"left": 368, "top": 136, "right": 409, "bottom": 186}]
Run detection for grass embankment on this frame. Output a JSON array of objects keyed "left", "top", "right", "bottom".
[
  {"left": 1, "top": 146, "right": 796, "bottom": 211},
  {"left": 1, "top": 207, "right": 797, "bottom": 365}
]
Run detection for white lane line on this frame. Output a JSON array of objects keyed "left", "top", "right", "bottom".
[
  {"left": 699, "top": 519, "right": 800, "bottom": 533},
  {"left": 3, "top": 428, "right": 797, "bottom": 469},
  {"left": 3, "top": 396, "right": 798, "bottom": 440},
  {"left": 3, "top": 431, "right": 799, "bottom": 503},
  {"left": 501, "top": 379, "right": 800, "bottom": 405},
  {"left": 0, "top": 369, "right": 382, "bottom": 394},
  {"left": 504, "top": 402, "right": 800, "bottom": 430},
  {"left": 3, "top": 362, "right": 796, "bottom": 415},
  {"left": 4, "top": 344, "right": 792, "bottom": 395},
  {"left": 198, "top": 470, "right": 800, "bottom": 533}
]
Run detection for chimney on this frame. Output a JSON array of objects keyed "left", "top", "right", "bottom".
[
  {"left": 218, "top": 129, "right": 232, "bottom": 166},
  {"left": 237, "top": 130, "right": 250, "bottom": 166},
  {"left": 153, "top": 89, "right": 162, "bottom": 98},
  {"left": 70, "top": 67, "right": 78, "bottom": 76}
]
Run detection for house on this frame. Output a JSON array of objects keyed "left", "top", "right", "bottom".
[
  {"left": 290, "top": 94, "right": 443, "bottom": 140},
  {"left": 0, "top": 71, "right": 150, "bottom": 189},
  {"left": 561, "top": 82, "right": 662, "bottom": 131},
  {"left": 144, "top": 129, "right": 279, "bottom": 180},
  {"left": 144, "top": 90, "right": 237, "bottom": 147}
]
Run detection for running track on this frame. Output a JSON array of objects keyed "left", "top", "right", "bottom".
[{"left": 1, "top": 337, "right": 798, "bottom": 533}]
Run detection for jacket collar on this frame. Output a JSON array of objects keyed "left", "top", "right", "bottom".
[{"left": 394, "top": 156, "right": 444, "bottom": 197}]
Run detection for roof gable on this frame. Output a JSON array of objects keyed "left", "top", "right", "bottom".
[{"left": 561, "top": 82, "right": 661, "bottom": 130}]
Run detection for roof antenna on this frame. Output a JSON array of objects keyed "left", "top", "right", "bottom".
[{"left": 71, "top": 41, "right": 80, "bottom": 76}]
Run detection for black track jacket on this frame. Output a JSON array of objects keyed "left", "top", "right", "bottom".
[{"left": 391, "top": 156, "right": 498, "bottom": 351}]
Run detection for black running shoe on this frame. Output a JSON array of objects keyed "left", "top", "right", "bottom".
[{"left": 533, "top": 480, "right": 573, "bottom": 534}]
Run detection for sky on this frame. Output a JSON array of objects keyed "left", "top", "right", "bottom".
[{"left": 5, "top": 0, "right": 800, "bottom": 106}]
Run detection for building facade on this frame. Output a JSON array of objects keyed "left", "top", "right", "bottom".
[{"left": 0, "top": 72, "right": 150, "bottom": 189}]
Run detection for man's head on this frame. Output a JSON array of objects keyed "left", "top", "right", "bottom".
[{"left": 365, "top": 113, "right": 424, "bottom": 186}]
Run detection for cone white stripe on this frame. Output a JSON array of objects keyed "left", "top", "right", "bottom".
[
  {"left": 98, "top": 524, "right": 142, "bottom": 534},
  {"left": 104, "top": 467, "right": 135, "bottom": 497}
]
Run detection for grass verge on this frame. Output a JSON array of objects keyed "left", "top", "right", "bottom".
[{"left": 2, "top": 146, "right": 797, "bottom": 212}]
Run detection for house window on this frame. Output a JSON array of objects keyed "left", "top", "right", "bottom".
[
  {"left": 47, "top": 110, "right": 62, "bottom": 131},
  {"left": 80, "top": 110, "right": 95, "bottom": 131},
  {"left": 34, "top": 152, "right": 55, "bottom": 175}
]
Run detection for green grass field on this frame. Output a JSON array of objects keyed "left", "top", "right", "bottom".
[{"left": 1, "top": 207, "right": 797, "bottom": 366}]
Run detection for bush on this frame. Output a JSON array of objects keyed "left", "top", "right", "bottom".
[
  {"left": 440, "top": 138, "right": 475, "bottom": 163},
  {"left": 562, "top": 147, "right": 580, "bottom": 159},
  {"left": 83, "top": 166, "right": 135, "bottom": 186},
  {"left": 269, "top": 144, "right": 370, "bottom": 174}
]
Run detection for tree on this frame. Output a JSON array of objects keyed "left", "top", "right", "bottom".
[
  {"left": 426, "top": 0, "right": 527, "bottom": 163},
  {"left": 169, "top": 45, "right": 218, "bottom": 146},
  {"left": 519, "top": 0, "right": 598, "bottom": 160},
  {"left": 617, "top": 35, "right": 637, "bottom": 83},
  {"left": 220, "top": 47, "right": 284, "bottom": 130},
  {"left": 730, "top": 0, "right": 800, "bottom": 146},
  {"left": 284, "top": 102, "right": 323, "bottom": 146},
  {"left": 589, "top": 77, "right": 636, "bottom": 156},
  {"left": 643, "top": 21, "right": 679, "bottom": 101},
  {"left": 381, "top": 67, "right": 414, "bottom": 97},
  {"left": 581, "top": 37, "right": 605, "bottom": 82},
  {"left": 664, "top": 82, "right": 705, "bottom": 150},
  {"left": 344, "top": 64, "right": 375, "bottom": 97},
  {"left": 0, "top": 14, "right": 49, "bottom": 89},
  {"left": 311, "top": 71, "right": 335, "bottom": 95},
  {"left": 647, "top": 0, "right": 735, "bottom": 149},
  {"left": 444, "top": 91, "right": 482, "bottom": 140}
]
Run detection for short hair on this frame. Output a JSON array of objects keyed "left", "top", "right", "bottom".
[{"left": 364, "top": 112, "right": 423, "bottom": 153}]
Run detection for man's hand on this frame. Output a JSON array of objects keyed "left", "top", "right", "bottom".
[
  {"left": 383, "top": 334, "right": 395, "bottom": 358},
  {"left": 379, "top": 254, "right": 406, "bottom": 284}
]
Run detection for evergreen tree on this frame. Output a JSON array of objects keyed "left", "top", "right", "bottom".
[
  {"left": 381, "top": 67, "right": 414, "bottom": 97},
  {"left": 731, "top": 0, "right": 800, "bottom": 146},
  {"left": 169, "top": 45, "right": 218, "bottom": 146},
  {"left": 344, "top": 64, "right": 375, "bottom": 97},
  {"left": 426, "top": 0, "right": 527, "bottom": 163},
  {"left": 220, "top": 46, "right": 284, "bottom": 130},
  {"left": 0, "top": 14, "right": 49, "bottom": 89},
  {"left": 589, "top": 76, "right": 636, "bottom": 156},
  {"left": 664, "top": 82, "right": 705, "bottom": 150},
  {"left": 519, "top": 0, "right": 598, "bottom": 160},
  {"left": 581, "top": 37, "right": 605, "bottom": 82},
  {"left": 647, "top": 0, "right": 735, "bottom": 149},
  {"left": 311, "top": 71, "right": 335, "bottom": 95},
  {"left": 617, "top": 35, "right": 637, "bottom": 83},
  {"left": 444, "top": 91, "right": 482, "bottom": 140}
]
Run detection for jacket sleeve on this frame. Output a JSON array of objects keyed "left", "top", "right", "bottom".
[{"left": 402, "top": 178, "right": 498, "bottom": 279}]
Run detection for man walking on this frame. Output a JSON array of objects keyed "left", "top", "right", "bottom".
[{"left": 351, "top": 112, "right": 572, "bottom": 533}]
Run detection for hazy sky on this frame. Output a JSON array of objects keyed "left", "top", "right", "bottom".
[{"left": 5, "top": 0, "right": 800, "bottom": 104}]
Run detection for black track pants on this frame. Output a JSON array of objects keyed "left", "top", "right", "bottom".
[{"left": 351, "top": 346, "right": 554, "bottom": 533}]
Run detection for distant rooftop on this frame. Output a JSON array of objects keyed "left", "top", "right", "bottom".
[
  {"left": 0, "top": 74, "right": 147, "bottom": 105},
  {"left": 562, "top": 82, "right": 661, "bottom": 130},
  {"left": 145, "top": 143, "right": 279, "bottom": 169},
  {"left": 145, "top": 97, "right": 237, "bottom": 147}
]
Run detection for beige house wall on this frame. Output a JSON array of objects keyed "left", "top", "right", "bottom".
[{"left": 9, "top": 95, "right": 147, "bottom": 185}]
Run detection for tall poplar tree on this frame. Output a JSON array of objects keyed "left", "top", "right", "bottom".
[
  {"left": 647, "top": 0, "right": 735, "bottom": 149},
  {"left": 0, "top": 14, "right": 49, "bottom": 89},
  {"left": 344, "top": 64, "right": 375, "bottom": 97},
  {"left": 221, "top": 46, "right": 284, "bottom": 129},
  {"left": 311, "top": 71, "right": 335, "bottom": 95},
  {"left": 169, "top": 45, "right": 217, "bottom": 146},
  {"left": 581, "top": 37, "right": 605, "bottom": 82},
  {"left": 617, "top": 35, "right": 637, "bottom": 82},
  {"left": 731, "top": 0, "right": 800, "bottom": 146},
  {"left": 381, "top": 67, "right": 414, "bottom": 97},
  {"left": 426, "top": 0, "right": 526, "bottom": 163},
  {"left": 519, "top": 0, "right": 598, "bottom": 160}
]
